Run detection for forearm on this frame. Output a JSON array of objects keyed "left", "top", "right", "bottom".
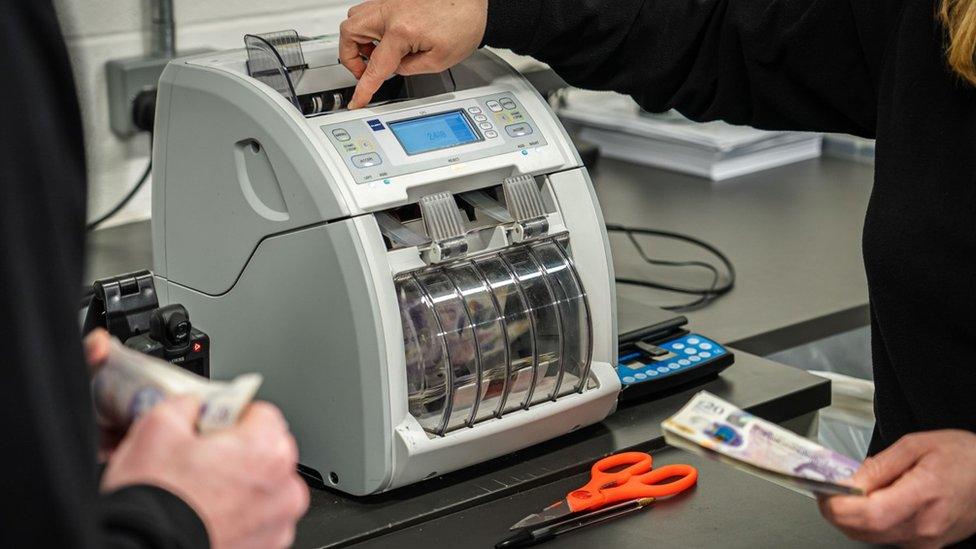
[
  {"left": 483, "top": 0, "right": 649, "bottom": 96},
  {"left": 483, "top": 0, "right": 883, "bottom": 135}
]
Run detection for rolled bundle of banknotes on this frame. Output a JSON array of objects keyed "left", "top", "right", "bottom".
[
  {"left": 663, "top": 391, "right": 863, "bottom": 495},
  {"left": 92, "top": 338, "right": 263, "bottom": 433}
]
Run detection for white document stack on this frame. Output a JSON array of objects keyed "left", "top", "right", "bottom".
[{"left": 558, "top": 90, "right": 822, "bottom": 181}]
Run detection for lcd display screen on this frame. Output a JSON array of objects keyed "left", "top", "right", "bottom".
[{"left": 389, "top": 110, "right": 481, "bottom": 155}]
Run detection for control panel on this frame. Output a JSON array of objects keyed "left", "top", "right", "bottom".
[
  {"left": 616, "top": 333, "right": 735, "bottom": 402},
  {"left": 320, "top": 92, "right": 548, "bottom": 184}
]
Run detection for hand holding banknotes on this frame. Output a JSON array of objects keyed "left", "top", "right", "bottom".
[
  {"left": 86, "top": 329, "right": 310, "bottom": 548},
  {"left": 818, "top": 430, "right": 976, "bottom": 548}
]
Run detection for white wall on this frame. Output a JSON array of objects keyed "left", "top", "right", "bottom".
[{"left": 54, "top": 0, "right": 358, "bottom": 228}]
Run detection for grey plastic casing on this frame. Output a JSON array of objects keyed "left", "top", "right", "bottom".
[{"left": 151, "top": 36, "right": 620, "bottom": 495}]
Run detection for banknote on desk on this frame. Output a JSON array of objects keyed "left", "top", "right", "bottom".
[
  {"left": 663, "top": 391, "right": 863, "bottom": 495},
  {"left": 93, "top": 338, "right": 263, "bottom": 433}
]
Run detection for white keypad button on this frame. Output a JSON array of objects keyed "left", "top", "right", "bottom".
[
  {"left": 657, "top": 366, "right": 670, "bottom": 373},
  {"left": 689, "top": 355, "right": 702, "bottom": 362},
  {"left": 623, "top": 376, "right": 636, "bottom": 383},
  {"left": 634, "top": 373, "right": 647, "bottom": 380},
  {"left": 474, "top": 114, "right": 488, "bottom": 122},
  {"left": 647, "top": 369, "right": 658, "bottom": 376},
  {"left": 699, "top": 342, "right": 713, "bottom": 350},
  {"left": 486, "top": 100, "right": 503, "bottom": 112},
  {"left": 687, "top": 338, "right": 701, "bottom": 345},
  {"left": 684, "top": 348, "right": 697, "bottom": 355},
  {"left": 669, "top": 363, "right": 681, "bottom": 370},
  {"left": 467, "top": 106, "right": 482, "bottom": 114},
  {"left": 678, "top": 359, "right": 691, "bottom": 366},
  {"left": 479, "top": 122, "right": 493, "bottom": 130},
  {"left": 700, "top": 352, "right": 712, "bottom": 358},
  {"left": 484, "top": 130, "right": 499, "bottom": 138},
  {"left": 672, "top": 343, "right": 685, "bottom": 350}
]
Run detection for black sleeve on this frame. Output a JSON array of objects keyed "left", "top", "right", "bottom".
[
  {"left": 101, "top": 486, "right": 209, "bottom": 548},
  {"left": 484, "top": 0, "right": 897, "bottom": 137},
  {"left": 0, "top": 2, "right": 207, "bottom": 547}
]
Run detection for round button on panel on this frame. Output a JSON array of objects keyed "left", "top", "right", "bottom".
[
  {"left": 634, "top": 373, "right": 647, "bottom": 380},
  {"left": 687, "top": 338, "right": 701, "bottom": 345},
  {"left": 647, "top": 369, "right": 658, "bottom": 376},
  {"left": 699, "top": 343, "right": 713, "bottom": 350},
  {"left": 479, "top": 122, "right": 493, "bottom": 130},
  {"left": 474, "top": 114, "right": 488, "bottom": 122},
  {"left": 657, "top": 366, "right": 670, "bottom": 373},
  {"left": 668, "top": 363, "right": 681, "bottom": 370},
  {"left": 684, "top": 348, "right": 697, "bottom": 355},
  {"left": 678, "top": 359, "right": 691, "bottom": 366},
  {"left": 700, "top": 351, "right": 712, "bottom": 358},
  {"left": 623, "top": 376, "right": 636, "bottom": 384},
  {"left": 467, "top": 106, "right": 482, "bottom": 114},
  {"left": 689, "top": 356, "right": 701, "bottom": 362},
  {"left": 484, "top": 130, "right": 499, "bottom": 138},
  {"left": 672, "top": 343, "right": 685, "bottom": 350}
]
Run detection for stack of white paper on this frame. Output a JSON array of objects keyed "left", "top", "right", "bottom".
[{"left": 558, "top": 90, "right": 822, "bottom": 181}]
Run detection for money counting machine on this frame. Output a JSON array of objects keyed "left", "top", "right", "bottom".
[{"left": 150, "top": 32, "right": 620, "bottom": 495}]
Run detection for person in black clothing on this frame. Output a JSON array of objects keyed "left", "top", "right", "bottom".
[
  {"left": 339, "top": 0, "right": 976, "bottom": 545},
  {"left": 1, "top": 2, "right": 308, "bottom": 547}
]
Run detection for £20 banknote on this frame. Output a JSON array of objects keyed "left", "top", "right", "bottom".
[{"left": 663, "top": 391, "right": 862, "bottom": 495}]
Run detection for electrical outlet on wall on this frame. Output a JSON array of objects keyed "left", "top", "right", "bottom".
[
  {"left": 106, "top": 55, "right": 171, "bottom": 138},
  {"left": 105, "top": 49, "right": 210, "bottom": 138}
]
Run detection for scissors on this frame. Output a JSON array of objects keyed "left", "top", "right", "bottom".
[{"left": 509, "top": 451, "right": 698, "bottom": 530}]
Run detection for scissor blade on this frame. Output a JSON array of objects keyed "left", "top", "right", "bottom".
[{"left": 509, "top": 500, "right": 572, "bottom": 530}]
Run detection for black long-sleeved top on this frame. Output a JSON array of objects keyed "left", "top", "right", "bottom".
[
  {"left": 0, "top": 2, "right": 207, "bottom": 546},
  {"left": 485, "top": 0, "right": 976, "bottom": 453}
]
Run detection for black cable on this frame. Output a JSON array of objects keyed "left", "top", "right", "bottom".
[
  {"left": 87, "top": 91, "right": 157, "bottom": 232},
  {"left": 80, "top": 287, "right": 95, "bottom": 310},
  {"left": 85, "top": 160, "right": 152, "bottom": 231},
  {"left": 606, "top": 223, "right": 736, "bottom": 312}
]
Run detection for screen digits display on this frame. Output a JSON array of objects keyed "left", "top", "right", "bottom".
[{"left": 389, "top": 110, "right": 481, "bottom": 155}]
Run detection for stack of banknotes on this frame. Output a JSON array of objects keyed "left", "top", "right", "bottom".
[
  {"left": 663, "top": 391, "right": 863, "bottom": 495},
  {"left": 92, "top": 338, "right": 262, "bottom": 433}
]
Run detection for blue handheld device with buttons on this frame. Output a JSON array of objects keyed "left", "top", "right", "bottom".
[
  {"left": 617, "top": 333, "right": 734, "bottom": 401},
  {"left": 615, "top": 298, "right": 737, "bottom": 402}
]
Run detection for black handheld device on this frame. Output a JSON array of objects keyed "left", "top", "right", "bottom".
[{"left": 83, "top": 270, "right": 210, "bottom": 377}]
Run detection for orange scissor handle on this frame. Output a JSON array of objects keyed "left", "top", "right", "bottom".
[{"left": 567, "top": 452, "right": 698, "bottom": 512}]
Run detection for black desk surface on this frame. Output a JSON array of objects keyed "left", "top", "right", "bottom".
[
  {"left": 294, "top": 351, "right": 832, "bottom": 548},
  {"left": 355, "top": 448, "right": 869, "bottom": 549}
]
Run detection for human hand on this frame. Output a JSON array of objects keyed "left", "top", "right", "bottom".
[
  {"left": 819, "top": 430, "right": 976, "bottom": 548},
  {"left": 339, "top": 0, "right": 488, "bottom": 108},
  {"left": 101, "top": 396, "right": 309, "bottom": 548},
  {"left": 84, "top": 328, "right": 126, "bottom": 458}
]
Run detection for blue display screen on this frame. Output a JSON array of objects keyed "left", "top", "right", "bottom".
[{"left": 389, "top": 110, "right": 481, "bottom": 155}]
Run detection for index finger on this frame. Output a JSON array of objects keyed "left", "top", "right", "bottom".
[
  {"left": 84, "top": 328, "right": 112, "bottom": 371},
  {"left": 349, "top": 38, "right": 408, "bottom": 109}
]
